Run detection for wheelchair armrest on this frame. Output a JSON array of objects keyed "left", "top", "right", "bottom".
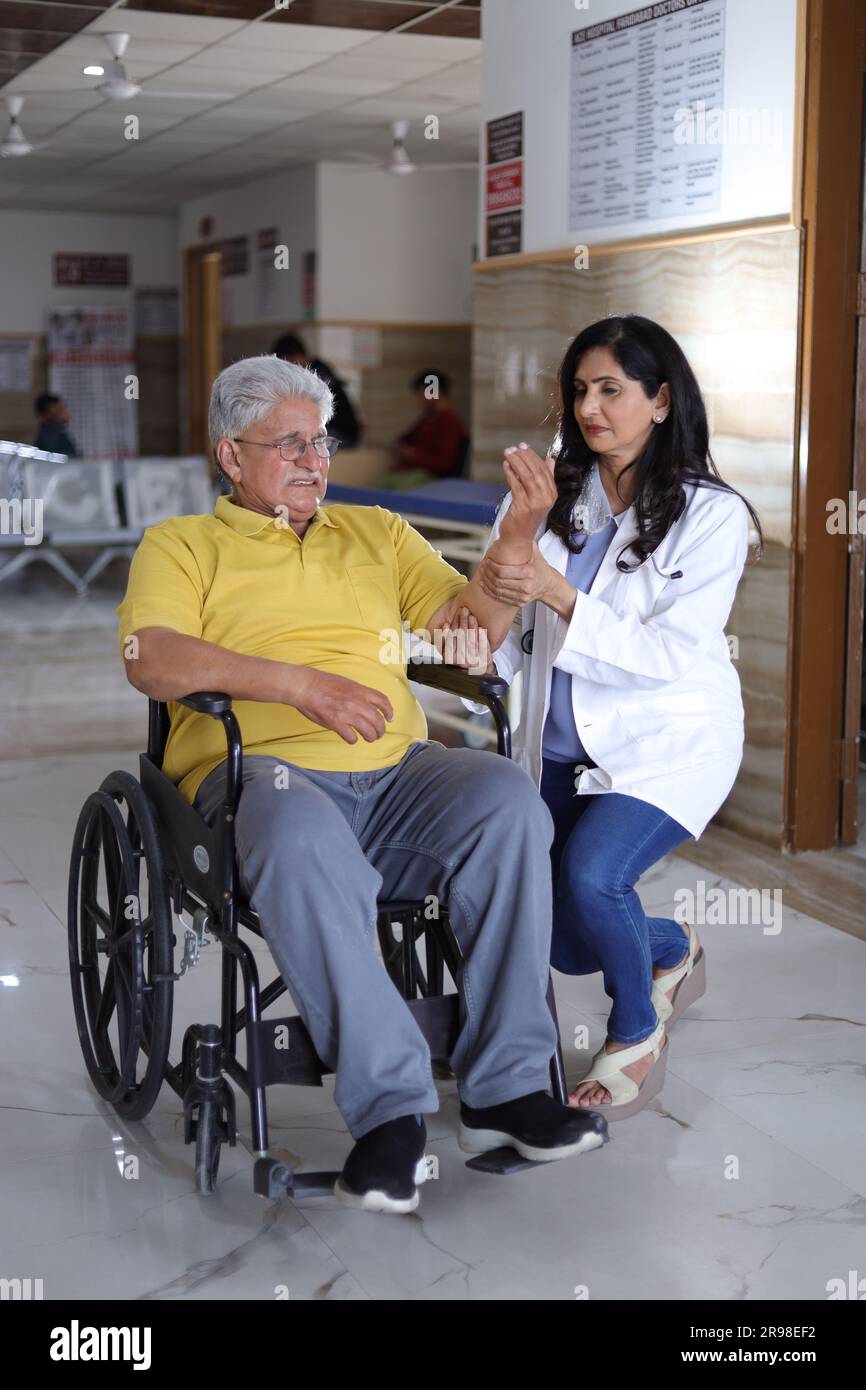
[
  {"left": 407, "top": 663, "right": 512, "bottom": 759},
  {"left": 407, "top": 663, "right": 508, "bottom": 703},
  {"left": 179, "top": 691, "right": 233, "bottom": 716},
  {"left": 176, "top": 692, "right": 242, "bottom": 815}
]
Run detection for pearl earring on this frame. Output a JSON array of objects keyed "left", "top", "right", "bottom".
[{"left": 654, "top": 415, "right": 663, "bottom": 423}]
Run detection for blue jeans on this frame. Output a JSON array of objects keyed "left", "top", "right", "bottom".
[{"left": 540, "top": 758, "right": 692, "bottom": 1045}]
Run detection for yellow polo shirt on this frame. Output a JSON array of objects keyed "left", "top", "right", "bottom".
[{"left": 117, "top": 495, "right": 468, "bottom": 802}]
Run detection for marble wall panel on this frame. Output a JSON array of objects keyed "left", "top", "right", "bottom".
[{"left": 471, "top": 230, "right": 801, "bottom": 845}]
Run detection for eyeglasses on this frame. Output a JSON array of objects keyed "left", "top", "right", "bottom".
[{"left": 232, "top": 434, "right": 341, "bottom": 464}]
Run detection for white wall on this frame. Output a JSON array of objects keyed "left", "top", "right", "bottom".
[
  {"left": 0, "top": 210, "right": 177, "bottom": 333},
  {"left": 480, "top": 0, "right": 798, "bottom": 254},
  {"left": 178, "top": 166, "right": 317, "bottom": 328},
  {"left": 316, "top": 162, "right": 477, "bottom": 322}
]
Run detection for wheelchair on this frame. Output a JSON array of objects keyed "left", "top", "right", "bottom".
[{"left": 67, "top": 662, "right": 569, "bottom": 1198}]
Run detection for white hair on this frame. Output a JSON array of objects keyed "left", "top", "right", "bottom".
[{"left": 208, "top": 354, "right": 334, "bottom": 450}]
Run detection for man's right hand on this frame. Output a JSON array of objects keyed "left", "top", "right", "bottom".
[{"left": 289, "top": 668, "right": 394, "bottom": 745}]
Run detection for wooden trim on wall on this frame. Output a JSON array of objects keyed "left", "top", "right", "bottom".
[
  {"left": 785, "top": 0, "right": 865, "bottom": 850},
  {"left": 221, "top": 320, "right": 473, "bottom": 332},
  {"left": 840, "top": 38, "right": 866, "bottom": 843},
  {"left": 184, "top": 245, "right": 222, "bottom": 460},
  {"left": 472, "top": 215, "right": 797, "bottom": 272},
  {"left": 791, "top": 0, "right": 809, "bottom": 229}
]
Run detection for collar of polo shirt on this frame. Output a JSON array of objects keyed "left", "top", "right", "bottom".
[{"left": 215, "top": 493, "right": 338, "bottom": 534}]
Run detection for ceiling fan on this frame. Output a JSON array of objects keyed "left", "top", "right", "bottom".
[
  {"left": 341, "top": 119, "right": 477, "bottom": 175},
  {"left": 86, "top": 31, "right": 224, "bottom": 101},
  {"left": 0, "top": 96, "right": 62, "bottom": 158},
  {"left": 0, "top": 31, "right": 224, "bottom": 159}
]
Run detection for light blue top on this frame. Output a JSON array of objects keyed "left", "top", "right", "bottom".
[{"left": 541, "top": 509, "right": 625, "bottom": 764}]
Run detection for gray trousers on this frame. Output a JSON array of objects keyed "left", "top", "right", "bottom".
[{"left": 194, "top": 740, "right": 558, "bottom": 1138}]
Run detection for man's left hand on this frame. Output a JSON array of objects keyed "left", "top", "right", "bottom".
[{"left": 432, "top": 606, "right": 493, "bottom": 675}]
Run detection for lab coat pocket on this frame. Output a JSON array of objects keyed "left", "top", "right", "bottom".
[{"left": 616, "top": 691, "right": 740, "bottom": 769}]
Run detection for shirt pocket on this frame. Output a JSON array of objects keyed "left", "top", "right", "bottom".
[{"left": 345, "top": 563, "right": 399, "bottom": 633}]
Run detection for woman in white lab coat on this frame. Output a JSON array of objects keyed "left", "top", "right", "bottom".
[{"left": 476, "top": 314, "right": 761, "bottom": 1121}]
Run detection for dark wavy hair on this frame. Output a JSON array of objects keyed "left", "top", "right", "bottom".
[{"left": 547, "top": 314, "right": 762, "bottom": 567}]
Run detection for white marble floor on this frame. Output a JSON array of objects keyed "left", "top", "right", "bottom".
[{"left": 1, "top": 577, "right": 865, "bottom": 1300}]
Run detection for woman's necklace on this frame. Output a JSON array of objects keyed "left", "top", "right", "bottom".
[{"left": 574, "top": 463, "right": 617, "bottom": 534}]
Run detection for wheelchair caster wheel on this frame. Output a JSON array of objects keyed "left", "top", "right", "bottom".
[{"left": 194, "top": 1099, "right": 223, "bottom": 1194}]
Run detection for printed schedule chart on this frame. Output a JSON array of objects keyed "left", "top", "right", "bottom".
[{"left": 570, "top": 0, "right": 726, "bottom": 231}]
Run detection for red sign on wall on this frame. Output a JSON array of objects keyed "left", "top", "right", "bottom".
[
  {"left": 54, "top": 253, "right": 130, "bottom": 287},
  {"left": 486, "top": 159, "right": 524, "bottom": 214}
]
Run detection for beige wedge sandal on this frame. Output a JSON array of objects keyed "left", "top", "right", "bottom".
[
  {"left": 569, "top": 1019, "right": 668, "bottom": 1122},
  {"left": 652, "top": 924, "right": 706, "bottom": 1027}
]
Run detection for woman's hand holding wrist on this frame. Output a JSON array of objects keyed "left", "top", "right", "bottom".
[
  {"left": 478, "top": 542, "right": 568, "bottom": 612},
  {"left": 543, "top": 568, "right": 577, "bottom": 622}
]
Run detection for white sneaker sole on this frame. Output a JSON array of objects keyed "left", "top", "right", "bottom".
[
  {"left": 457, "top": 1124, "right": 606, "bottom": 1163},
  {"left": 332, "top": 1156, "right": 428, "bottom": 1214}
]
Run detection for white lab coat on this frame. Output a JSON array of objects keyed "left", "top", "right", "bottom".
[{"left": 473, "top": 479, "right": 750, "bottom": 839}]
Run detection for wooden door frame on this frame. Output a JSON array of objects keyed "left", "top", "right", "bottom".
[
  {"left": 786, "top": 0, "right": 865, "bottom": 850},
  {"left": 184, "top": 243, "right": 222, "bottom": 462}
]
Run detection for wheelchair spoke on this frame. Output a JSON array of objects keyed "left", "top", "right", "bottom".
[
  {"left": 113, "top": 947, "right": 136, "bottom": 1002},
  {"left": 85, "top": 901, "right": 113, "bottom": 946},
  {"left": 113, "top": 924, "right": 136, "bottom": 952},
  {"left": 94, "top": 960, "right": 117, "bottom": 1036},
  {"left": 99, "top": 811, "right": 124, "bottom": 931}
]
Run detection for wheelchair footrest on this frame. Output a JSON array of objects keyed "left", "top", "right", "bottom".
[
  {"left": 291, "top": 1170, "right": 341, "bottom": 1199},
  {"left": 464, "top": 1146, "right": 546, "bottom": 1176},
  {"left": 253, "top": 1157, "right": 339, "bottom": 1200}
]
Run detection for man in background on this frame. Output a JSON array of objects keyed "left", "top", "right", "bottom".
[
  {"left": 33, "top": 392, "right": 80, "bottom": 456},
  {"left": 271, "top": 333, "right": 363, "bottom": 448}
]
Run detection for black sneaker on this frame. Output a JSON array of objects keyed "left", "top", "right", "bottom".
[
  {"left": 459, "top": 1091, "right": 607, "bottom": 1162},
  {"left": 334, "top": 1114, "right": 428, "bottom": 1214}
]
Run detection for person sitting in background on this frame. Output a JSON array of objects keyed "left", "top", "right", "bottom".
[
  {"left": 391, "top": 370, "right": 467, "bottom": 484},
  {"left": 33, "top": 392, "right": 80, "bottom": 457},
  {"left": 271, "top": 333, "right": 363, "bottom": 448}
]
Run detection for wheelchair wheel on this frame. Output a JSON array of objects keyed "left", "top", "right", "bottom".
[{"left": 68, "top": 770, "right": 174, "bottom": 1121}]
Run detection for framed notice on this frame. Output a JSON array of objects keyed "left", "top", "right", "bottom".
[
  {"left": 486, "top": 210, "right": 523, "bottom": 257},
  {"left": 256, "top": 227, "right": 280, "bottom": 317},
  {"left": 220, "top": 236, "right": 249, "bottom": 277},
  {"left": 134, "top": 287, "right": 179, "bottom": 336},
  {"left": 570, "top": 0, "right": 728, "bottom": 232},
  {"left": 47, "top": 306, "right": 138, "bottom": 459},
  {"left": 302, "top": 250, "right": 317, "bottom": 320},
  {"left": 0, "top": 339, "right": 32, "bottom": 391},
  {"left": 485, "top": 110, "right": 524, "bottom": 257},
  {"left": 54, "top": 253, "right": 130, "bottom": 287}
]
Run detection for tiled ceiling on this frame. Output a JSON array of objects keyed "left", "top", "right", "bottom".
[{"left": 0, "top": 1, "right": 481, "bottom": 212}]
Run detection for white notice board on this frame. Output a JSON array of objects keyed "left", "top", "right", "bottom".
[{"left": 564, "top": 0, "right": 797, "bottom": 245}]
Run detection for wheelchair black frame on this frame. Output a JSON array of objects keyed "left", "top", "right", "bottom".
[{"left": 132, "top": 664, "right": 565, "bottom": 1191}]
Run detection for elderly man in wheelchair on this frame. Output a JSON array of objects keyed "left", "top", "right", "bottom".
[{"left": 68, "top": 354, "right": 607, "bottom": 1213}]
